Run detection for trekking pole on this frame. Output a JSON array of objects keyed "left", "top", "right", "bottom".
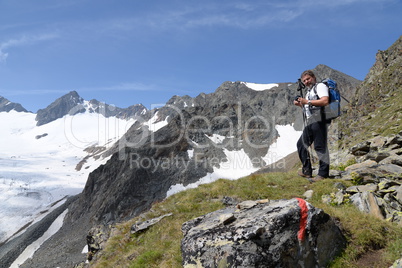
[
  {"left": 296, "top": 79, "right": 313, "bottom": 165},
  {"left": 341, "top": 95, "right": 350, "bottom": 104}
]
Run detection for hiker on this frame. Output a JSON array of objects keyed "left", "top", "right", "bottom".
[{"left": 293, "top": 70, "right": 330, "bottom": 182}]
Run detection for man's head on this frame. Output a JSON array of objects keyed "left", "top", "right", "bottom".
[{"left": 301, "top": 70, "right": 317, "bottom": 88}]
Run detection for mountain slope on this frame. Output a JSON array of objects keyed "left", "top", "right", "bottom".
[{"left": 338, "top": 35, "right": 402, "bottom": 149}]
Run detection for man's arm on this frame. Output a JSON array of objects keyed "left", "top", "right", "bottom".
[{"left": 298, "top": 96, "right": 329, "bottom": 107}]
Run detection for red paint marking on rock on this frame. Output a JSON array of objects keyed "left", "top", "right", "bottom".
[{"left": 296, "top": 198, "right": 308, "bottom": 241}]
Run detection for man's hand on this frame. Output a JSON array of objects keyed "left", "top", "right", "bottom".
[{"left": 294, "top": 97, "right": 302, "bottom": 107}]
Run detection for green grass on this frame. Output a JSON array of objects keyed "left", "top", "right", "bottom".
[{"left": 90, "top": 171, "right": 402, "bottom": 268}]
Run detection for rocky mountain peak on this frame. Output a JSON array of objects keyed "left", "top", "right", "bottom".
[
  {"left": 0, "top": 96, "right": 28, "bottom": 113},
  {"left": 35, "top": 91, "right": 85, "bottom": 126},
  {"left": 35, "top": 91, "right": 150, "bottom": 126}
]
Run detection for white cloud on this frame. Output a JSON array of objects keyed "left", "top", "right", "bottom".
[
  {"left": 0, "top": 82, "right": 158, "bottom": 98},
  {"left": 79, "top": 82, "right": 158, "bottom": 92},
  {"left": 81, "top": 3, "right": 303, "bottom": 34},
  {"left": 5, "top": 0, "right": 392, "bottom": 45},
  {"left": 102, "top": 0, "right": 391, "bottom": 32},
  {"left": 0, "top": 51, "right": 8, "bottom": 63},
  {"left": 0, "top": 34, "right": 57, "bottom": 50},
  {"left": 167, "top": 0, "right": 397, "bottom": 29},
  {"left": 0, "top": 33, "right": 58, "bottom": 63},
  {"left": 0, "top": 88, "right": 70, "bottom": 96}
]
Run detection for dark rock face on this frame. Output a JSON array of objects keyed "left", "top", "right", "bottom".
[
  {"left": 326, "top": 132, "right": 402, "bottom": 223},
  {"left": 18, "top": 210, "right": 91, "bottom": 268},
  {"left": 181, "top": 198, "right": 346, "bottom": 268},
  {"left": 68, "top": 116, "right": 197, "bottom": 224},
  {"left": 0, "top": 196, "right": 79, "bottom": 268},
  {"left": 354, "top": 36, "right": 402, "bottom": 109},
  {"left": 35, "top": 91, "right": 84, "bottom": 126},
  {"left": 86, "top": 224, "right": 110, "bottom": 261},
  {"left": 0, "top": 96, "right": 28, "bottom": 112}
]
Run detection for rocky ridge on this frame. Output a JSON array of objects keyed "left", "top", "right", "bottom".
[
  {"left": 35, "top": 91, "right": 84, "bottom": 126},
  {"left": 0, "top": 96, "right": 28, "bottom": 113},
  {"left": 337, "top": 35, "right": 402, "bottom": 148},
  {"left": 324, "top": 133, "right": 402, "bottom": 224},
  {"left": 35, "top": 90, "right": 148, "bottom": 126}
]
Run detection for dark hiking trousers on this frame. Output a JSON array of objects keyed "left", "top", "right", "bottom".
[{"left": 296, "top": 118, "right": 330, "bottom": 178}]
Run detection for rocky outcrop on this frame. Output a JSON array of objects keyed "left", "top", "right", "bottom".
[
  {"left": 85, "top": 224, "right": 111, "bottom": 261},
  {"left": 181, "top": 198, "right": 346, "bottom": 267},
  {"left": 323, "top": 132, "right": 402, "bottom": 223},
  {"left": 356, "top": 36, "right": 402, "bottom": 109},
  {"left": 131, "top": 213, "right": 173, "bottom": 234},
  {"left": 0, "top": 96, "right": 28, "bottom": 112}
]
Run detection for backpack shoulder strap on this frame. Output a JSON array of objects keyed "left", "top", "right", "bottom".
[
  {"left": 321, "top": 78, "right": 337, "bottom": 90},
  {"left": 312, "top": 83, "right": 320, "bottom": 98}
]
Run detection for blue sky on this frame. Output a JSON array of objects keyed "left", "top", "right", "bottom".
[{"left": 0, "top": 0, "right": 401, "bottom": 112}]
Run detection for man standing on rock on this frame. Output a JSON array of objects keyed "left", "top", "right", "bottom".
[{"left": 294, "top": 70, "right": 330, "bottom": 182}]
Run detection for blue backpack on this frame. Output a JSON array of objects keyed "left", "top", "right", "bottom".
[{"left": 314, "top": 78, "right": 341, "bottom": 122}]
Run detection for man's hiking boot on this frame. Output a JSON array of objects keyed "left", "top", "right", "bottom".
[
  {"left": 308, "top": 175, "right": 326, "bottom": 183},
  {"left": 298, "top": 170, "right": 312, "bottom": 178}
]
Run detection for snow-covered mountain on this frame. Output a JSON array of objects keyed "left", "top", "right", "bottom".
[
  {"left": 0, "top": 96, "right": 139, "bottom": 245},
  {"left": 35, "top": 91, "right": 148, "bottom": 126}
]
